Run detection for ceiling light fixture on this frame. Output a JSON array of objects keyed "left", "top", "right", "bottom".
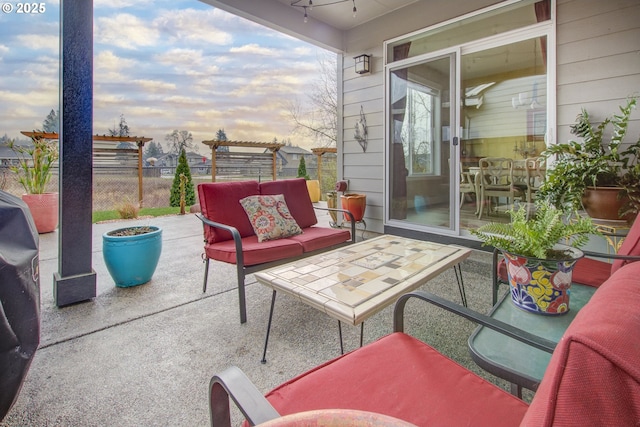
[{"left": 291, "top": 0, "right": 357, "bottom": 22}]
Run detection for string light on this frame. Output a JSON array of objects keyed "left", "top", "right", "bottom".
[{"left": 290, "top": 0, "right": 358, "bottom": 23}]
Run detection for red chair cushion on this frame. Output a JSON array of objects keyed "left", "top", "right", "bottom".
[
  {"left": 570, "top": 257, "right": 611, "bottom": 288},
  {"left": 288, "top": 226, "right": 351, "bottom": 252},
  {"left": 263, "top": 332, "right": 529, "bottom": 427},
  {"left": 260, "top": 179, "right": 318, "bottom": 229},
  {"left": 204, "top": 235, "right": 302, "bottom": 266},
  {"left": 521, "top": 262, "right": 640, "bottom": 426},
  {"left": 612, "top": 214, "right": 640, "bottom": 274},
  {"left": 198, "top": 181, "right": 260, "bottom": 243}
]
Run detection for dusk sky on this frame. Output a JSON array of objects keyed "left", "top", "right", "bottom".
[{"left": 0, "top": 0, "right": 330, "bottom": 153}]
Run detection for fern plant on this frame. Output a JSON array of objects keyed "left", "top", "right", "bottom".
[
  {"left": 538, "top": 96, "right": 640, "bottom": 216},
  {"left": 470, "top": 201, "right": 598, "bottom": 259}
]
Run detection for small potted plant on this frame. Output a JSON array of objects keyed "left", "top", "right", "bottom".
[
  {"left": 538, "top": 96, "right": 640, "bottom": 220},
  {"left": 471, "top": 201, "right": 598, "bottom": 315},
  {"left": 8, "top": 134, "right": 59, "bottom": 233}
]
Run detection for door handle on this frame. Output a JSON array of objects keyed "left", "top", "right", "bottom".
[{"left": 452, "top": 136, "right": 459, "bottom": 146}]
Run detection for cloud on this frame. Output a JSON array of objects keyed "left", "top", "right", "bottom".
[
  {"left": 94, "top": 0, "right": 153, "bottom": 7},
  {"left": 15, "top": 34, "right": 58, "bottom": 54},
  {"left": 153, "top": 8, "right": 234, "bottom": 46},
  {"left": 95, "top": 13, "right": 160, "bottom": 49},
  {"left": 155, "top": 48, "right": 204, "bottom": 67},
  {"left": 133, "top": 79, "right": 177, "bottom": 92},
  {"left": 230, "top": 44, "right": 280, "bottom": 57}
]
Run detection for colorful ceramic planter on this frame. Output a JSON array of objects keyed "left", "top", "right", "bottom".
[
  {"left": 503, "top": 245, "right": 583, "bottom": 315},
  {"left": 103, "top": 226, "right": 162, "bottom": 287}
]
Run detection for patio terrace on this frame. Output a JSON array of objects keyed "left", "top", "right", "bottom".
[{"left": 0, "top": 209, "right": 519, "bottom": 426}]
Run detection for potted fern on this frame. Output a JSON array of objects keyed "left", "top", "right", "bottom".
[
  {"left": 538, "top": 96, "right": 640, "bottom": 220},
  {"left": 471, "top": 202, "right": 597, "bottom": 315},
  {"left": 8, "top": 134, "right": 59, "bottom": 233}
]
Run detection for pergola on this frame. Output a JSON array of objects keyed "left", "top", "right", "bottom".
[
  {"left": 200, "top": 140, "right": 284, "bottom": 182},
  {"left": 21, "top": 131, "right": 153, "bottom": 207},
  {"left": 311, "top": 147, "right": 337, "bottom": 187}
]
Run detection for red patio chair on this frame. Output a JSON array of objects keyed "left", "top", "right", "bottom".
[
  {"left": 492, "top": 213, "right": 640, "bottom": 304},
  {"left": 208, "top": 265, "right": 640, "bottom": 426}
]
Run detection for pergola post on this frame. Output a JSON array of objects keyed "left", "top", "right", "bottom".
[
  {"left": 137, "top": 140, "right": 144, "bottom": 207},
  {"left": 311, "top": 147, "right": 337, "bottom": 194},
  {"left": 211, "top": 145, "right": 217, "bottom": 182},
  {"left": 54, "top": 0, "right": 97, "bottom": 306}
]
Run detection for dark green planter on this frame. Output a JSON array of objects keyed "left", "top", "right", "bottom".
[{"left": 102, "top": 226, "right": 162, "bottom": 287}]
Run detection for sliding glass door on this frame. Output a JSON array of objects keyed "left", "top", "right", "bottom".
[{"left": 388, "top": 53, "right": 457, "bottom": 232}]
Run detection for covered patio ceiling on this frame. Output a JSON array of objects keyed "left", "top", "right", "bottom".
[{"left": 199, "top": 0, "right": 418, "bottom": 51}]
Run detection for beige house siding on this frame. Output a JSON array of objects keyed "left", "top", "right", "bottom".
[
  {"left": 556, "top": 0, "right": 640, "bottom": 144},
  {"left": 340, "top": 0, "right": 640, "bottom": 234}
]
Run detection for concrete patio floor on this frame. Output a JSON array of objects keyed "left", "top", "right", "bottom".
[{"left": 0, "top": 209, "right": 513, "bottom": 427}]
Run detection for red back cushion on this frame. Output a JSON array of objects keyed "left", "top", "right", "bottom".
[
  {"left": 260, "top": 179, "right": 317, "bottom": 229},
  {"left": 611, "top": 214, "right": 640, "bottom": 274},
  {"left": 520, "top": 262, "right": 640, "bottom": 426},
  {"left": 197, "top": 181, "right": 260, "bottom": 243}
]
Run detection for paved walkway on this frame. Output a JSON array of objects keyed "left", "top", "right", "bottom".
[{"left": 1, "top": 211, "right": 499, "bottom": 427}]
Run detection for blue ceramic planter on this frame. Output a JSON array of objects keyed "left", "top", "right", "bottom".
[{"left": 103, "top": 226, "right": 162, "bottom": 287}]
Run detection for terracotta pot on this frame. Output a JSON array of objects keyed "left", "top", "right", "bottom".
[
  {"left": 306, "top": 180, "right": 320, "bottom": 203},
  {"left": 582, "top": 186, "right": 628, "bottom": 221},
  {"left": 341, "top": 193, "right": 366, "bottom": 222},
  {"left": 503, "top": 245, "right": 583, "bottom": 315},
  {"left": 21, "top": 193, "right": 59, "bottom": 233}
]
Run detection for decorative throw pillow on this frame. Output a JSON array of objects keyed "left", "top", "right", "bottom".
[{"left": 240, "top": 194, "right": 303, "bottom": 242}]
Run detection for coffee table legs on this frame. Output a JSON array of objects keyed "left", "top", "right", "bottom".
[
  {"left": 262, "top": 290, "right": 367, "bottom": 363},
  {"left": 261, "top": 290, "right": 278, "bottom": 364},
  {"left": 453, "top": 265, "right": 468, "bottom": 308},
  {"left": 337, "top": 321, "right": 365, "bottom": 355}
]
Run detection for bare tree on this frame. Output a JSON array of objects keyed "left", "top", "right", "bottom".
[
  {"left": 287, "top": 52, "right": 337, "bottom": 147},
  {"left": 165, "top": 129, "right": 198, "bottom": 154}
]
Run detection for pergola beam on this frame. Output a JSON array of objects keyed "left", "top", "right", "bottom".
[{"left": 201, "top": 140, "right": 284, "bottom": 182}]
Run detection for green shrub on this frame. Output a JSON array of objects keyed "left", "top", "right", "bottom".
[{"left": 170, "top": 149, "right": 195, "bottom": 207}]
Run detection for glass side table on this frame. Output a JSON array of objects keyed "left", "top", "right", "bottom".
[{"left": 468, "top": 283, "right": 597, "bottom": 397}]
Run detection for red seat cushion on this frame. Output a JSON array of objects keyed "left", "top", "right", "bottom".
[
  {"left": 204, "top": 235, "right": 303, "bottom": 266},
  {"left": 288, "top": 226, "right": 351, "bottom": 252},
  {"left": 612, "top": 213, "right": 640, "bottom": 274},
  {"left": 521, "top": 262, "right": 640, "bottom": 426},
  {"left": 260, "top": 179, "right": 318, "bottom": 229},
  {"left": 263, "top": 332, "right": 529, "bottom": 427},
  {"left": 198, "top": 181, "right": 260, "bottom": 243}
]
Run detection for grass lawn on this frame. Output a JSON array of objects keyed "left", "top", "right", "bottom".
[{"left": 92, "top": 206, "right": 182, "bottom": 223}]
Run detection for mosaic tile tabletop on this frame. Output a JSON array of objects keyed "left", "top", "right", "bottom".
[{"left": 255, "top": 235, "right": 471, "bottom": 325}]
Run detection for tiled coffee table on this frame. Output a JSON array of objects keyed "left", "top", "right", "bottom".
[{"left": 255, "top": 235, "right": 472, "bottom": 361}]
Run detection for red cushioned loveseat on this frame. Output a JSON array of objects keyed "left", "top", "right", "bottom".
[
  {"left": 210, "top": 260, "right": 640, "bottom": 426},
  {"left": 197, "top": 178, "right": 354, "bottom": 324}
]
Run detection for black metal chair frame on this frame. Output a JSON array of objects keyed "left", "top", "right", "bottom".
[{"left": 197, "top": 206, "right": 356, "bottom": 324}]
